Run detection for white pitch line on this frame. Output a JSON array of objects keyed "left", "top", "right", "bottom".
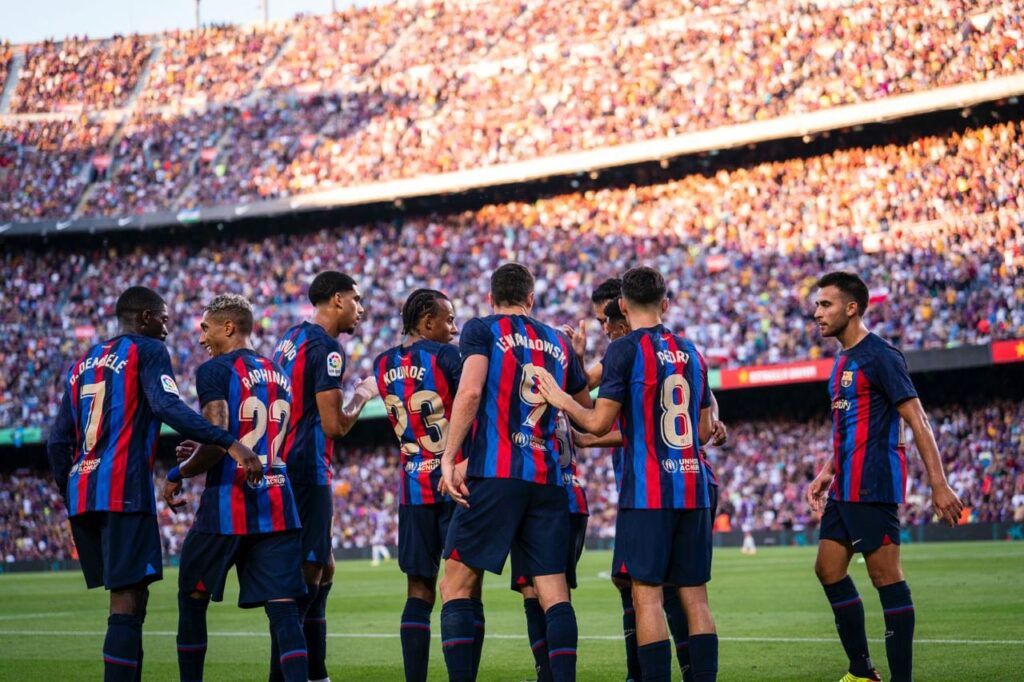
[
  {"left": 0, "top": 630, "right": 1019, "bottom": 646},
  {"left": 0, "top": 611, "right": 73, "bottom": 621}
]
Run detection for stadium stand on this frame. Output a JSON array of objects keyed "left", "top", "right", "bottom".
[{"left": 0, "top": 0, "right": 1022, "bottom": 221}]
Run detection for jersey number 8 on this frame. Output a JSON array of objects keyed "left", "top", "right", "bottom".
[{"left": 660, "top": 375, "right": 694, "bottom": 449}]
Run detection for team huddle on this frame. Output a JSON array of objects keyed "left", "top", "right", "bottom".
[{"left": 47, "top": 263, "right": 963, "bottom": 682}]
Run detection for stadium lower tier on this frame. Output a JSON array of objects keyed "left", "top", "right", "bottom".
[{"left": 2, "top": 400, "right": 1019, "bottom": 564}]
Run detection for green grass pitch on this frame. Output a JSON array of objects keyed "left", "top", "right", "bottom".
[{"left": 1, "top": 542, "right": 1022, "bottom": 680}]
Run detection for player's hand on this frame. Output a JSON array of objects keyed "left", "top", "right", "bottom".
[
  {"left": 534, "top": 368, "right": 573, "bottom": 410},
  {"left": 573, "top": 429, "right": 595, "bottom": 448},
  {"left": 931, "top": 482, "right": 964, "bottom": 527},
  {"left": 806, "top": 471, "right": 832, "bottom": 515},
  {"left": 561, "top": 320, "right": 587, "bottom": 359},
  {"left": 355, "top": 376, "right": 378, "bottom": 402},
  {"left": 163, "top": 479, "right": 186, "bottom": 511},
  {"left": 227, "top": 441, "right": 264, "bottom": 486},
  {"left": 441, "top": 456, "right": 470, "bottom": 508},
  {"left": 176, "top": 440, "right": 200, "bottom": 463},
  {"left": 710, "top": 420, "right": 728, "bottom": 446}
]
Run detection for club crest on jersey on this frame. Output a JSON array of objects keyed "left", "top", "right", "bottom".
[
  {"left": 160, "top": 374, "right": 180, "bottom": 396},
  {"left": 327, "top": 352, "right": 343, "bottom": 377},
  {"left": 841, "top": 370, "right": 854, "bottom": 388}
]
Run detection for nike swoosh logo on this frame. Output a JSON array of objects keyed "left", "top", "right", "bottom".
[
  {"left": 117, "top": 217, "right": 132, "bottom": 226},
  {"left": 56, "top": 220, "right": 72, "bottom": 230},
  {"left": 0, "top": 223, "right": 10, "bottom": 233},
  {"left": 234, "top": 205, "right": 249, "bottom": 216},
  {"left": 852, "top": 539, "right": 862, "bottom": 545}
]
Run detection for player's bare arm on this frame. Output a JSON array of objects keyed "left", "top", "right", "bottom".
[
  {"left": 585, "top": 361, "right": 603, "bottom": 390},
  {"left": 535, "top": 368, "right": 620, "bottom": 435},
  {"left": 806, "top": 458, "right": 834, "bottom": 514},
  {"left": 317, "top": 376, "right": 378, "bottom": 439},
  {"left": 709, "top": 392, "right": 728, "bottom": 446},
  {"left": 897, "top": 397, "right": 964, "bottom": 526},
  {"left": 574, "top": 428, "right": 623, "bottom": 448},
  {"left": 697, "top": 406, "right": 714, "bottom": 446},
  {"left": 440, "top": 354, "right": 487, "bottom": 507}
]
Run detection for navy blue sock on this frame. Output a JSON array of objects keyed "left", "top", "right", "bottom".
[
  {"left": 103, "top": 613, "right": 141, "bottom": 682},
  {"left": 545, "top": 601, "right": 577, "bottom": 682},
  {"left": 271, "top": 584, "right": 317, "bottom": 682},
  {"left": 688, "top": 633, "right": 718, "bottom": 682},
  {"left": 879, "top": 581, "right": 915, "bottom": 682},
  {"left": 824, "top": 576, "right": 874, "bottom": 677},
  {"left": 176, "top": 593, "right": 209, "bottom": 682},
  {"left": 266, "top": 601, "right": 308, "bottom": 682},
  {"left": 134, "top": 593, "right": 148, "bottom": 682},
  {"left": 304, "top": 582, "right": 331, "bottom": 680},
  {"left": 523, "top": 598, "right": 552, "bottom": 682},
  {"left": 662, "top": 586, "right": 692, "bottom": 681},
  {"left": 619, "top": 588, "right": 642, "bottom": 682},
  {"left": 401, "top": 597, "right": 433, "bottom": 682},
  {"left": 637, "top": 639, "right": 672, "bottom": 682},
  {"left": 471, "top": 598, "right": 485, "bottom": 678},
  {"left": 440, "top": 598, "right": 476, "bottom": 682}
]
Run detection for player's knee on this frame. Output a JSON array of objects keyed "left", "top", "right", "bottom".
[
  {"left": 814, "top": 558, "right": 842, "bottom": 584},
  {"left": 439, "top": 560, "right": 476, "bottom": 601},
  {"left": 866, "top": 563, "right": 903, "bottom": 588},
  {"left": 110, "top": 586, "right": 147, "bottom": 616},
  {"left": 302, "top": 561, "right": 324, "bottom": 585},
  {"left": 407, "top": 577, "right": 437, "bottom": 604},
  {"left": 612, "top": 576, "right": 631, "bottom": 593},
  {"left": 187, "top": 590, "right": 211, "bottom": 602},
  {"left": 320, "top": 561, "right": 336, "bottom": 584}
]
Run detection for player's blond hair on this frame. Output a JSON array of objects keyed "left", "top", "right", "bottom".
[{"left": 204, "top": 294, "right": 254, "bottom": 333}]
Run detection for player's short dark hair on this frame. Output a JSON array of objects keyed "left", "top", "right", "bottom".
[
  {"left": 604, "top": 298, "right": 626, "bottom": 325},
  {"left": 490, "top": 263, "right": 534, "bottom": 307},
  {"left": 591, "top": 278, "right": 623, "bottom": 305},
  {"left": 401, "top": 288, "right": 450, "bottom": 335},
  {"left": 621, "top": 267, "right": 666, "bottom": 307},
  {"left": 816, "top": 271, "right": 869, "bottom": 315},
  {"left": 308, "top": 271, "right": 357, "bottom": 305},
  {"left": 115, "top": 286, "right": 165, "bottom": 321},
  {"left": 204, "top": 294, "right": 254, "bottom": 335}
]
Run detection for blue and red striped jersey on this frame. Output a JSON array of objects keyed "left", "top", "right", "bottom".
[
  {"left": 611, "top": 416, "right": 625, "bottom": 493},
  {"left": 599, "top": 325, "right": 715, "bottom": 510},
  {"left": 828, "top": 333, "right": 917, "bottom": 504},
  {"left": 460, "top": 315, "right": 588, "bottom": 487},
  {"left": 554, "top": 411, "right": 588, "bottom": 516},
  {"left": 272, "top": 322, "right": 346, "bottom": 486},
  {"left": 374, "top": 339, "right": 461, "bottom": 506},
  {"left": 47, "top": 334, "right": 235, "bottom": 517},
  {"left": 191, "top": 349, "right": 301, "bottom": 535}
]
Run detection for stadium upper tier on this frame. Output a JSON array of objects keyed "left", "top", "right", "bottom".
[
  {"left": 2, "top": 117, "right": 1022, "bottom": 431},
  {"left": 2, "top": 400, "right": 1020, "bottom": 563},
  {"left": 0, "top": 0, "right": 1022, "bottom": 222}
]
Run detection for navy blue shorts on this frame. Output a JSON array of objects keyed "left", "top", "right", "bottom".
[
  {"left": 292, "top": 483, "right": 333, "bottom": 565},
  {"left": 613, "top": 487, "right": 717, "bottom": 587},
  {"left": 819, "top": 499, "right": 900, "bottom": 555},
  {"left": 444, "top": 477, "right": 569, "bottom": 576},
  {"left": 511, "top": 513, "right": 588, "bottom": 591},
  {"left": 70, "top": 511, "right": 162, "bottom": 591},
  {"left": 178, "top": 529, "right": 306, "bottom": 608},
  {"left": 399, "top": 501, "right": 455, "bottom": 578}
]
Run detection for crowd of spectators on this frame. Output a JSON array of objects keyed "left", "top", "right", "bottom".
[
  {"left": 10, "top": 35, "right": 150, "bottom": 113},
  {"left": 3, "top": 116, "right": 1023, "bottom": 430},
  {"left": 2, "top": 399, "right": 1021, "bottom": 562},
  {"left": 0, "top": 0, "right": 1021, "bottom": 219}
]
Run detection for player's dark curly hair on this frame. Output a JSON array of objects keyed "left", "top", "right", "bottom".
[
  {"left": 604, "top": 298, "right": 626, "bottom": 325},
  {"left": 115, "top": 286, "right": 165, "bottom": 323},
  {"left": 401, "top": 289, "right": 450, "bottom": 335},
  {"left": 816, "top": 271, "right": 869, "bottom": 315},
  {"left": 621, "top": 267, "right": 666, "bottom": 306},
  {"left": 591, "top": 278, "right": 623, "bottom": 305},
  {"left": 308, "top": 270, "right": 357, "bottom": 305}
]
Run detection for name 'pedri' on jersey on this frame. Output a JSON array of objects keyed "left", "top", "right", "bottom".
[
  {"left": 828, "top": 332, "right": 918, "bottom": 504},
  {"left": 460, "top": 314, "right": 588, "bottom": 487},
  {"left": 192, "top": 349, "right": 301, "bottom": 535},
  {"left": 374, "top": 339, "right": 462, "bottom": 506},
  {"left": 48, "top": 334, "right": 235, "bottom": 517},
  {"left": 554, "top": 411, "right": 589, "bottom": 516},
  {"left": 272, "top": 321, "right": 346, "bottom": 487},
  {"left": 599, "top": 325, "right": 715, "bottom": 510}
]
